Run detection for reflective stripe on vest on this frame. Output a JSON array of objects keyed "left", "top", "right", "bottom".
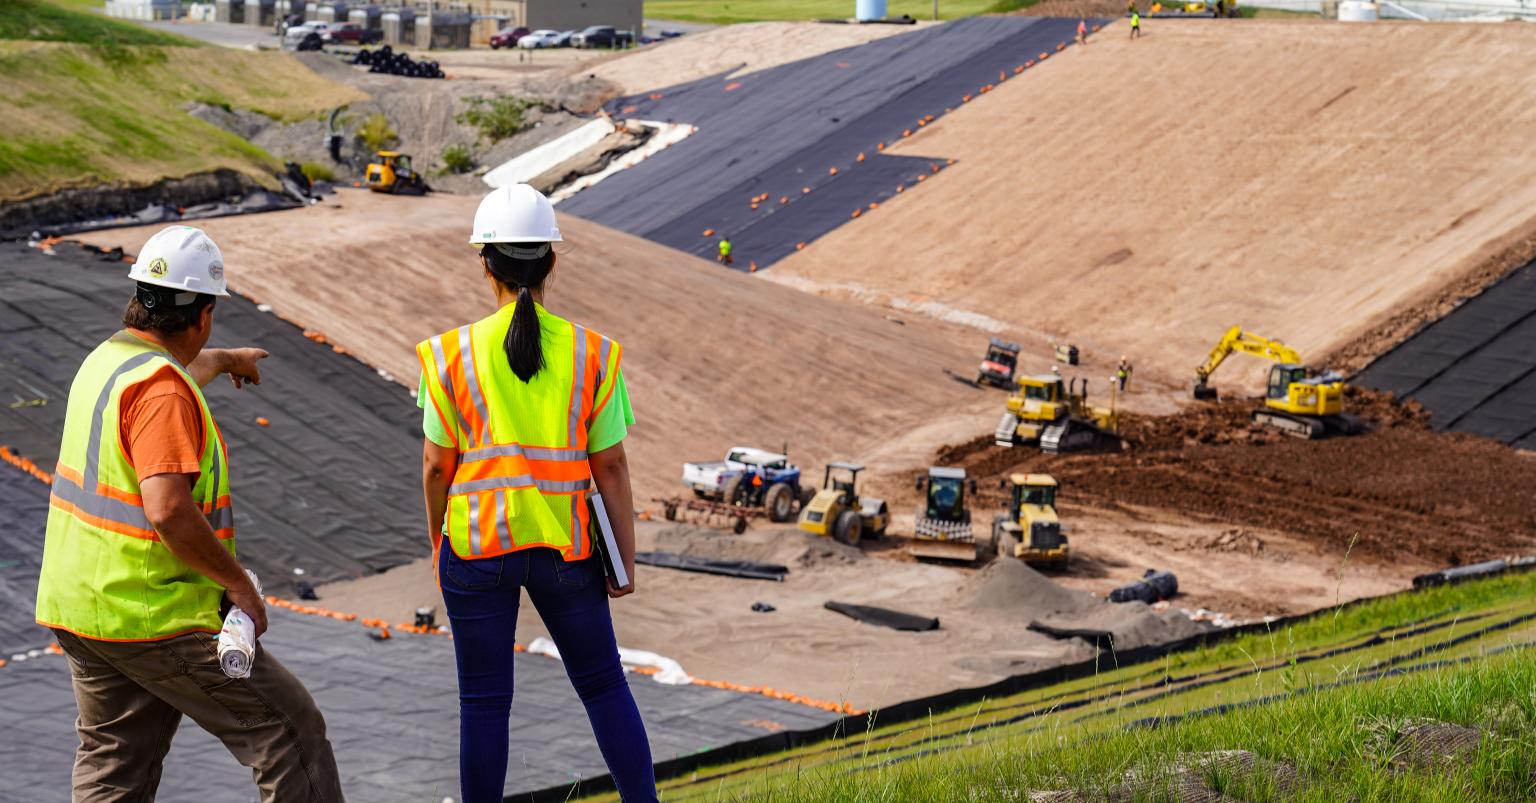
[
  {"left": 35, "top": 333, "right": 235, "bottom": 641},
  {"left": 417, "top": 307, "right": 617, "bottom": 561}
]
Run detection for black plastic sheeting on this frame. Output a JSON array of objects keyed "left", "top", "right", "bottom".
[
  {"left": 1413, "top": 557, "right": 1536, "bottom": 589},
  {"left": 559, "top": 16, "right": 1093, "bottom": 270},
  {"left": 635, "top": 550, "right": 789, "bottom": 581},
  {"left": 0, "top": 243, "right": 424, "bottom": 595},
  {"left": 0, "top": 606, "right": 838, "bottom": 802},
  {"left": 0, "top": 463, "right": 50, "bottom": 654},
  {"left": 1356, "top": 258, "right": 1536, "bottom": 449},
  {"left": 1108, "top": 569, "right": 1179, "bottom": 604},
  {"left": 824, "top": 601, "right": 939, "bottom": 632}
]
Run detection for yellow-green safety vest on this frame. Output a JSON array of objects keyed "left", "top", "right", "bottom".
[
  {"left": 417, "top": 304, "right": 620, "bottom": 561},
  {"left": 36, "top": 331, "right": 235, "bottom": 642}
]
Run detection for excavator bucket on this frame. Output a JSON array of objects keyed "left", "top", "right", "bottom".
[{"left": 1193, "top": 383, "right": 1218, "bottom": 401}]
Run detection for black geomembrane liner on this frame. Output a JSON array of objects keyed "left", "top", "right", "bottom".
[
  {"left": 559, "top": 16, "right": 1093, "bottom": 269},
  {"left": 1356, "top": 259, "right": 1536, "bottom": 447},
  {"left": 0, "top": 243, "right": 424, "bottom": 594}
]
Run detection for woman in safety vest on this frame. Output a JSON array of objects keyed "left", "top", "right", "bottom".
[{"left": 417, "top": 184, "right": 655, "bottom": 802}]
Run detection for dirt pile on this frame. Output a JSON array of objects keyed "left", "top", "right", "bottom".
[
  {"left": 962, "top": 558, "right": 1209, "bottom": 649},
  {"left": 960, "top": 558, "right": 1098, "bottom": 617},
  {"left": 934, "top": 393, "right": 1536, "bottom": 568},
  {"left": 775, "top": 21, "right": 1536, "bottom": 387},
  {"left": 653, "top": 524, "right": 864, "bottom": 569}
]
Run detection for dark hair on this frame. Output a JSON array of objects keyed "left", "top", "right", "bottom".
[
  {"left": 483, "top": 244, "right": 555, "bottom": 382},
  {"left": 122, "top": 289, "right": 216, "bottom": 336}
]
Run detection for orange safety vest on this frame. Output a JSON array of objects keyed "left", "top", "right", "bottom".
[{"left": 417, "top": 304, "right": 620, "bottom": 561}]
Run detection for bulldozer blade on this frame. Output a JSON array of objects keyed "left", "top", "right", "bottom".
[{"left": 907, "top": 538, "right": 978, "bottom": 562}]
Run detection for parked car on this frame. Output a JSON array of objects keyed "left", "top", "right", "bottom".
[
  {"left": 659, "top": 29, "right": 685, "bottom": 39},
  {"left": 283, "top": 21, "right": 333, "bottom": 47},
  {"left": 552, "top": 29, "right": 576, "bottom": 47},
  {"left": 517, "top": 29, "right": 562, "bottom": 48},
  {"left": 322, "top": 22, "right": 382, "bottom": 45},
  {"left": 571, "top": 25, "right": 634, "bottom": 49},
  {"left": 489, "top": 26, "right": 529, "bottom": 49}
]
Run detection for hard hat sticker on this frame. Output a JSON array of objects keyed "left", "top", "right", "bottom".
[
  {"left": 208, "top": 262, "right": 225, "bottom": 281},
  {"left": 148, "top": 257, "right": 169, "bottom": 278}
]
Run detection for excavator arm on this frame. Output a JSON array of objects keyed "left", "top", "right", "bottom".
[{"left": 1194, "top": 326, "right": 1303, "bottom": 398}]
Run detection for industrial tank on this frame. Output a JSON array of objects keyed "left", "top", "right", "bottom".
[{"left": 856, "top": 0, "right": 888, "bottom": 21}]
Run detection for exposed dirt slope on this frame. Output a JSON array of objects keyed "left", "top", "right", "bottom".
[
  {"left": 582, "top": 21, "right": 933, "bottom": 95},
  {"left": 926, "top": 390, "right": 1536, "bottom": 570},
  {"left": 79, "top": 190, "right": 1002, "bottom": 499},
  {"left": 772, "top": 21, "right": 1536, "bottom": 386}
]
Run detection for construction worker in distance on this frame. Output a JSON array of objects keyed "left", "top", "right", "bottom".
[
  {"left": 717, "top": 234, "right": 734, "bottom": 266},
  {"left": 1117, "top": 355, "right": 1133, "bottom": 391},
  {"left": 1131, "top": 6, "right": 1142, "bottom": 38},
  {"left": 1077, "top": 18, "right": 1087, "bottom": 44},
  {"left": 34, "top": 226, "right": 344, "bottom": 801},
  {"left": 417, "top": 184, "right": 656, "bottom": 803}
]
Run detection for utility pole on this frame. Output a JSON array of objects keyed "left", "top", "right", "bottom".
[{"left": 933, "top": 0, "right": 938, "bottom": 20}]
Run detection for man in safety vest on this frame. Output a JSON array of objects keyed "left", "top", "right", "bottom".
[
  {"left": 34, "top": 226, "right": 344, "bottom": 802},
  {"left": 717, "top": 235, "right": 734, "bottom": 266}
]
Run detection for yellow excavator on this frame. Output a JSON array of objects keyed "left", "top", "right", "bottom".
[
  {"left": 994, "top": 373, "right": 1121, "bottom": 453},
  {"left": 1194, "top": 325, "right": 1361, "bottom": 439}
]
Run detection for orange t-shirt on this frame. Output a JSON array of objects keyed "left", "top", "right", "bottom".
[{"left": 118, "top": 365, "right": 206, "bottom": 482}]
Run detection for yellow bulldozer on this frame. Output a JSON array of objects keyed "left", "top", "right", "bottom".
[
  {"left": 365, "top": 151, "right": 428, "bottom": 195},
  {"left": 1194, "top": 326, "right": 1362, "bottom": 439},
  {"left": 994, "top": 373, "right": 1121, "bottom": 453},
  {"left": 991, "top": 473, "right": 1068, "bottom": 569},
  {"left": 798, "top": 462, "right": 890, "bottom": 546}
]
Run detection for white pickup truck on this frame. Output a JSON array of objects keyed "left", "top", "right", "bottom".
[{"left": 682, "top": 447, "right": 791, "bottom": 500}]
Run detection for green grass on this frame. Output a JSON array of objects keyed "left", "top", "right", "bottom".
[
  {"left": 643, "top": 0, "right": 1011, "bottom": 24},
  {"left": 0, "top": 0, "right": 197, "bottom": 47},
  {"left": 0, "top": 0, "right": 363, "bottom": 200},
  {"left": 590, "top": 569, "right": 1536, "bottom": 801}
]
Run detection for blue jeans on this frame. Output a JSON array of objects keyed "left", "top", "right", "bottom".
[{"left": 438, "top": 541, "right": 656, "bottom": 802}]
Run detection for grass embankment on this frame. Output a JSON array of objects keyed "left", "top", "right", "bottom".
[
  {"left": 644, "top": 0, "right": 1012, "bottom": 23},
  {"left": 602, "top": 569, "right": 1536, "bottom": 801},
  {"left": 0, "top": 0, "right": 363, "bottom": 202}
]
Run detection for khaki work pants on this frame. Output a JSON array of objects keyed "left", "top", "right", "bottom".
[{"left": 53, "top": 629, "right": 344, "bottom": 803}]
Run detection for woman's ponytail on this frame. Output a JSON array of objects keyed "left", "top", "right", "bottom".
[
  {"left": 483, "top": 243, "right": 554, "bottom": 383},
  {"left": 505, "top": 285, "right": 543, "bottom": 382}
]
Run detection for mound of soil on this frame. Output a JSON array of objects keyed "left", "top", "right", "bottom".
[
  {"left": 1032, "top": 602, "right": 1212, "bottom": 650},
  {"left": 935, "top": 390, "right": 1536, "bottom": 567},
  {"left": 652, "top": 524, "right": 864, "bottom": 569},
  {"left": 960, "top": 558, "right": 1099, "bottom": 616}
]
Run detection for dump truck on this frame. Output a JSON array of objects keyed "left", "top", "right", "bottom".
[
  {"left": 799, "top": 462, "right": 889, "bottom": 546},
  {"left": 1194, "top": 325, "right": 1361, "bottom": 439},
  {"left": 365, "top": 151, "right": 427, "bottom": 194},
  {"left": 908, "top": 466, "right": 977, "bottom": 561},
  {"left": 976, "top": 338, "right": 1021, "bottom": 388},
  {"left": 994, "top": 374, "right": 1121, "bottom": 453},
  {"left": 992, "top": 473, "right": 1068, "bottom": 569}
]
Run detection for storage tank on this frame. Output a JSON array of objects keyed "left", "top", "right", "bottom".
[
  {"left": 380, "top": 7, "right": 414, "bottom": 45},
  {"left": 215, "top": 0, "right": 244, "bottom": 23},
  {"left": 314, "top": 2, "right": 346, "bottom": 22},
  {"left": 421, "top": 10, "right": 470, "bottom": 49},
  {"left": 856, "top": 0, "right": 887, "bottom": 20},
  {"left": 1338, "top": 0, "right": 1379, "bottom": 19},
  {"left": 243, "top": 0, "right": 274, "bottom": 26},
  {"left": 348, "top": 4, "right": 380, "bottom": 31}
]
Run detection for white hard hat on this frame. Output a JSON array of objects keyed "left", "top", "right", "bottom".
[
  {"left": 127, "top": 226, "right": 230, "bottom": 297},
  {"left": 469, "top": 184, "right": 562, "bottom": 246}
]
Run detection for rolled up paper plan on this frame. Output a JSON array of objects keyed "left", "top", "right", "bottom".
[{"left": 218, "top": 570, "right": 262, "bottom": 679}]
